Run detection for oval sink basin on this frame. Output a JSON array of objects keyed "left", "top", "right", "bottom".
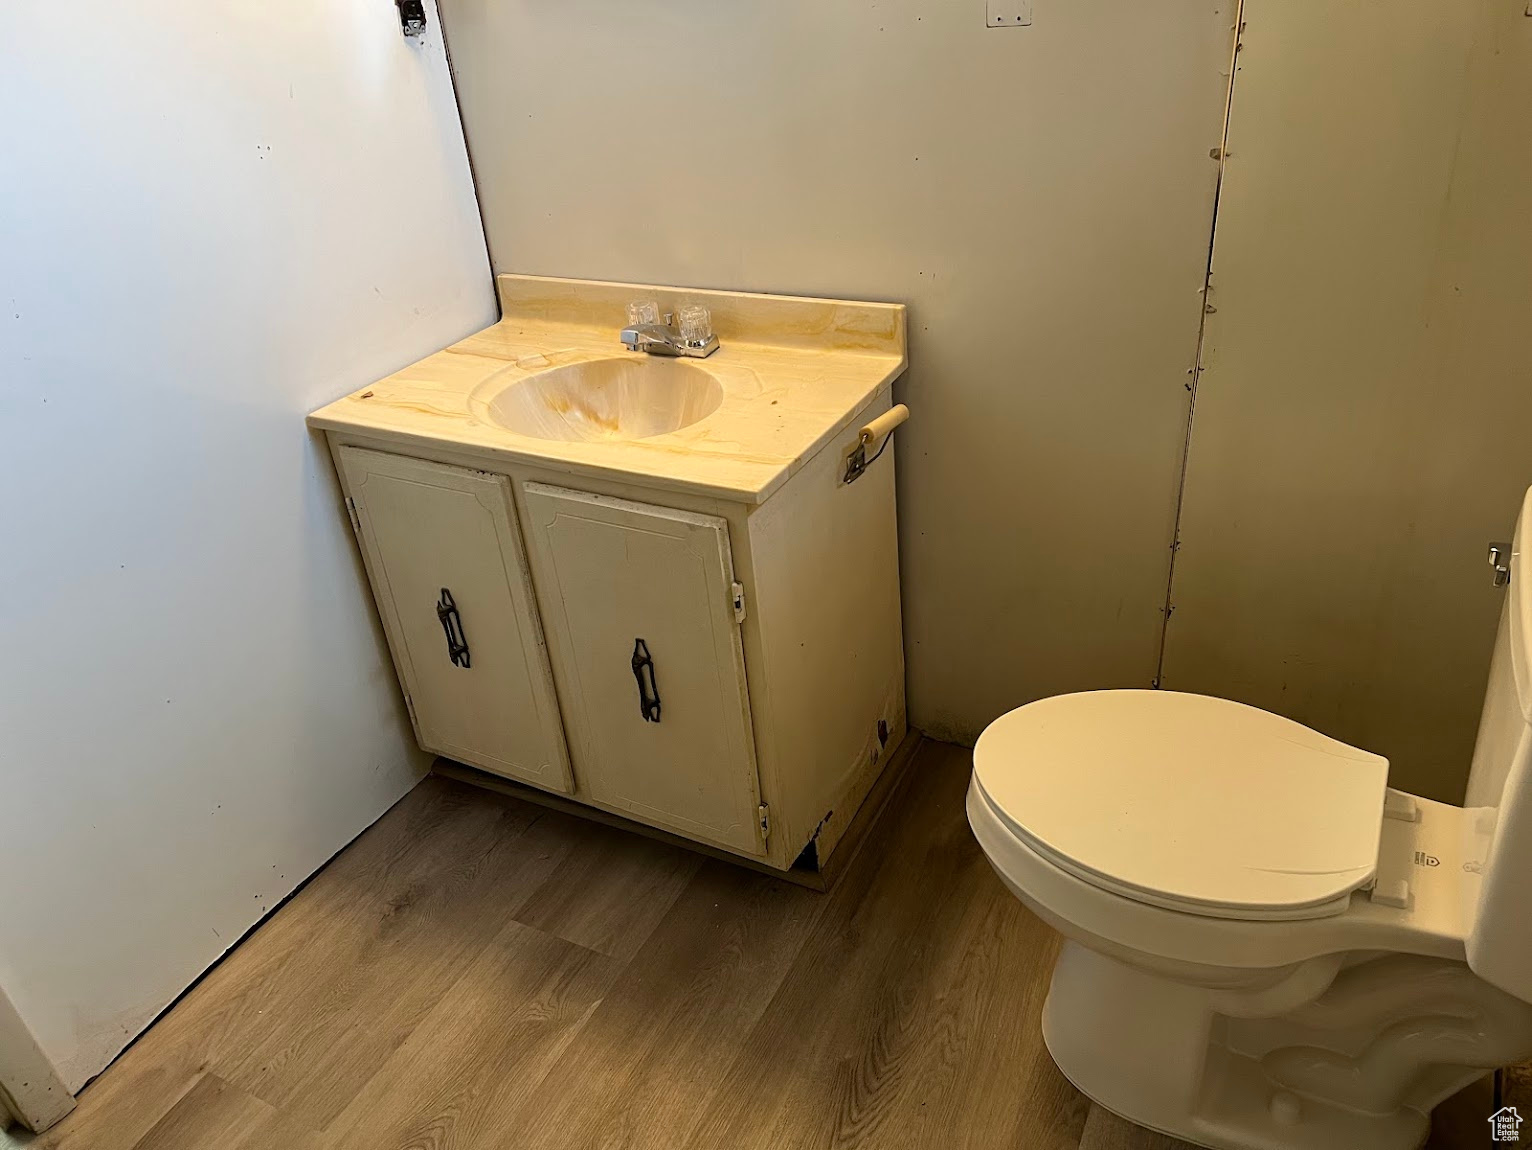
[{"left": 482, "top": 357, "right": 724, "bottom": 442}]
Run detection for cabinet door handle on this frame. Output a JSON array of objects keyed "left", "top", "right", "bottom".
[
  {"left": 436, "top": 588, "right": 470, "bottom": 669},
  {"left": 631, "top": 638, "right": 661, "bottom": 722}
]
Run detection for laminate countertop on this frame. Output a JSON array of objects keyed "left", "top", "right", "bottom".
[{"left": 307, "top": 274, "right": 907, "bottom": 504}]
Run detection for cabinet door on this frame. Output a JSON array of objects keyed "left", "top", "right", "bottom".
[
  {"left": 338, "top": 448, "right": 572, "bottom": 793},
  {"left": 520, "top": 483, "right": 764, "bottom": 855}
]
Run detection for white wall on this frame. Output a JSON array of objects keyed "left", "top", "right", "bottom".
[
  {"left": 1161, "top": 0, "right": 1532, "bottom": 803},
  {"left": 0, "top": 3, "right": 493, "bottom": 1087},
  {"left": 437, "top": 0, "right": 1236, "bottom": 741}
]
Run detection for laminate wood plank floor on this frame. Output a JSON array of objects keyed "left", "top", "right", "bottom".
[{"left": 22, "top": 740, "right": 1519, "bottom": 1150}]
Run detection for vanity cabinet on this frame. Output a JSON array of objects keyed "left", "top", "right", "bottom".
[
  {"left": 329, "top": 429, "right": 906, "bottom": 872},
  {"left": 336, "top": 448, "right": 572, "bottom": 793},
  {"left": 312, "top": 274, "right": 909, "bottom": 874}
]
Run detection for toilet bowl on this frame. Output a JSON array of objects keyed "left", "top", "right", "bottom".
[{"left": 968, "top": 488, "right": 1532, "bottom": 1150}]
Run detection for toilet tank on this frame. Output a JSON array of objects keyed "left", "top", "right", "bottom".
[{"left": 1466, "top": 486, "right": 1532, "bottom": 1001}]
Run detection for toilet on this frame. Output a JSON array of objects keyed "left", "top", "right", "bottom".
[{"left": 968, "top": 486, "right": 1532, "bottom": 1150}]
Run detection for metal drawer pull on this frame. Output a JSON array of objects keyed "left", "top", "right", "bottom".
[
  {"left": 436, "top": 588, "right": 470, "bottom": 668},
  {"left": 631, "top": 638, "right": 661, "bottom": 722}
]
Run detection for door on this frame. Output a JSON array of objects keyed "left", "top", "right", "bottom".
[
  {"left": 520, "top": 483, "right": 764, "bottom": 854},
  {"left": 338, "top": 448, "right": 572, "bottom": 793}
]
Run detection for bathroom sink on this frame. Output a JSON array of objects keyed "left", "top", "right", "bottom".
[{"left": 479, "top": 356, "right": 724, "bottom": 442}]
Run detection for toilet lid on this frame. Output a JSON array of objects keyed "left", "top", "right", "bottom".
[{"left": 973, "top": 691, "right": 1390, "bottom": 920}]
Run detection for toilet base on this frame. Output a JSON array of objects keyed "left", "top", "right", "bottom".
[{"left": 1038, "top": 941, "right": 1530, "bottom": 1150}]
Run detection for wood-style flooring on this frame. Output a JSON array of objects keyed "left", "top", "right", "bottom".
[{"left": 25, "top": 740, "right": 1518, "bottom": 1149}]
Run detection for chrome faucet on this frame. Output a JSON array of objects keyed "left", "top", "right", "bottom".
[{"left": 620, "top": 303, "right": 719, "bottom": 358}]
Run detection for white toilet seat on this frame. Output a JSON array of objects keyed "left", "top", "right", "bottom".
[
  {"left": 973, "top": 691, "right": 1389, "bottom": 920},
  {"left": 967, "top": 775, "right": 1471, "bottom": 974}
]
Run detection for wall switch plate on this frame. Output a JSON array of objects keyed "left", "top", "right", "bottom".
[{"left": 987, "top": 0, "right": 1033, "bottom": 27}]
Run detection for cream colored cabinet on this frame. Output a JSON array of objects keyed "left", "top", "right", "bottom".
[
  {"left": 336, "top": 448, "right": 572, "bottom": 792},
  {"left": 324, "top": 410, "right": 907, "bottom": 874},
  {"left": 313, "top": 275, "right": 911, "bottom": 874},
  {"left": 519, "top": 483, "right": 764, "bottom": 855}
]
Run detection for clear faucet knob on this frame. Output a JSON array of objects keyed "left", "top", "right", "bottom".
[
  {"left": 627, "top": 300, "right": 661, "bottom": 326},
  {"left": 677, "top": 304, "right": 712, "bottom": 345}
]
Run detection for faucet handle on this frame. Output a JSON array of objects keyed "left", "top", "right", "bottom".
[
  {"left": 677, "top": 304, "right": 713, "bottom": 345},
  {"left": 627, "top": 300, "right": 661, "bottom": 326}
]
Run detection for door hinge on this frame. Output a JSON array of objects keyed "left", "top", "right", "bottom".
[
  {"left": 757, "top": 802, "right": 770, "bottom": 839},
  {"left": 731, "top": 581, "right": 747, "bottom": 623},
  {"left": 1490, "top": 541, "right": 1513, "bottom": 588},
  {"left": 402, "top": 692, "right": 417, "bottom": 728},
  {"left": 344, "top": 496, "right": 361, "bottom": 533}
]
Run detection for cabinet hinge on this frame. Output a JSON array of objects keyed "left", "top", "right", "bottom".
[
  {"left": 402, "top": 692, "right": 417, "bottom": 728},
  {"left": 343, "top": 496, "right": 362, "bottom": 533},
  {"left": 731, "top": 581, "right": 747, "bottom": 623},
  {"left": 757, "top": 802, "right": 770, "bottom": 839}
]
